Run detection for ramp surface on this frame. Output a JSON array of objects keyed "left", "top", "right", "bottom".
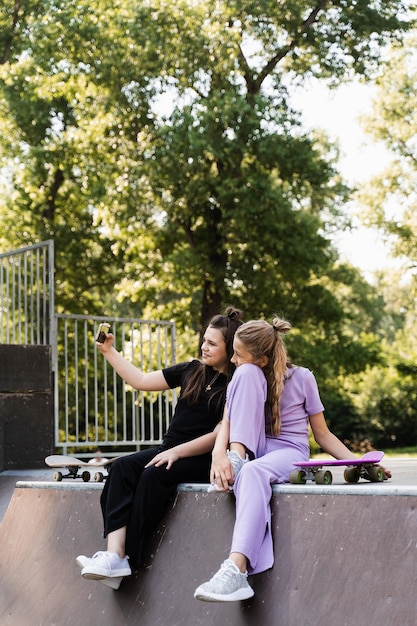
[{"left": 0, "top": 481, "right": 416, "bottom": 625}]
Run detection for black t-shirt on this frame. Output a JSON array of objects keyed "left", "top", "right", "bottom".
[{"left": 161, "top": 359, "right": 227, "bottom": 449}]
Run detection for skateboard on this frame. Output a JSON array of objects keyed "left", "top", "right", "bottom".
[
  {"left": 45, "top": 454, "right": 116, "bottom": 483},
  {"left": 289, "top": 451, "right": 385, "bottom": 485}
]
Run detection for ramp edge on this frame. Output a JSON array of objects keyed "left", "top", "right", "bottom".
[{"left": 14, "top": 480, "right": 417, "bottom": 496}]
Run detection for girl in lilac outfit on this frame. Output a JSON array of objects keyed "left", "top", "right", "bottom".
[{"left": 194, "top": 317, "right": 391, "bottom": 603}]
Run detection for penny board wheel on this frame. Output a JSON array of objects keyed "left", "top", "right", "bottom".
[
  {"left": 289, "top": 469, "right": 307, "bottom": 484},
  {"left": 344, "top": 467, "right": 360, "bottom": 483},
  {"left": 315, "top": 469, "right": 332, "bottom": 484},
  {"left": 367, "top": 465, "right": 384, "bottom": 482}
]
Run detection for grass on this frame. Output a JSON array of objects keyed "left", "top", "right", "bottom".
[{"left": 383, "top": 447, "right": 417, "bottom": 458}]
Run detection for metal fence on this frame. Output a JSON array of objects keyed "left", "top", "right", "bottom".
[
  {"left": 55, "top": 314, "right": 176, "bottom": 453},
  {"left": 0, "top": 241, "right": 177, "bottom": 454},
  {"left": 0, "top": 240, "right": 55, "bottom": 349}
]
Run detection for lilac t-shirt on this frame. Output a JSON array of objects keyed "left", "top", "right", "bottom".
[
  {"left": 271, "top": 365, "right": 325, "bottom": 446},
  {"left": 227, "top": 363, "right": 324, "bottom": 457}
]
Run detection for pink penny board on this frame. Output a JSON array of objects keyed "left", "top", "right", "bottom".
[
  {"left": 290, "top": 451, "right": 386, "bottom": 484},
  {"left": 294, "top": 450, "right": 384, "bottom": 469}
]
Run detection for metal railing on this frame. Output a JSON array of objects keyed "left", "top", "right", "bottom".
[
  {"left": 0, "top": 240, "right": 55, "bottom": 349},
  {"left": 55, "top": 314, "right": 177, "bottom": 453},
  {"left": 0, "top": 241, "right": 177, "bottom": 454}
]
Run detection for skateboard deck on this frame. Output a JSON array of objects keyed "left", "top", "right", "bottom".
[
  {"left": 45, "top": 454, "right": 116, "bottom": 483},
  {"left": 290, "top": 451, "right": 385, "bottom": 485}
]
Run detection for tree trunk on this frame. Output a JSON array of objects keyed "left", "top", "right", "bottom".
[{"left": 199, "top": 279, "right": 223, "bottom": 345}]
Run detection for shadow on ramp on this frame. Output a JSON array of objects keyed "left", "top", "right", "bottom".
[{"left": 0, "top": 483, "right": 416, "bottom": 625}]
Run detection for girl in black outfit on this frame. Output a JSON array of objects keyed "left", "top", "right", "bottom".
[{"left": 77, "top": 307, "right": 243, "bottom": 587}]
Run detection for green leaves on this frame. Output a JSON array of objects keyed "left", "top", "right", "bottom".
[{"left": 0, "top": 0, "right": 415, "bottom": 444}]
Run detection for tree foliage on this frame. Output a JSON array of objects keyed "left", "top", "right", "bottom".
[
  {"left": 0, "top": 1, "right": 415, "bottom": 445},
  {"left": 358, "top": 32, "right": 417, "bottom": 272},
  {"left": 350, "top": 30, "right": 417, "bottom": 447}
]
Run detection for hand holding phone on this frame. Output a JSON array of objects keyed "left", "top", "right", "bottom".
[{"left": 95, "top": 323, "right": 111, "bottom": 343}]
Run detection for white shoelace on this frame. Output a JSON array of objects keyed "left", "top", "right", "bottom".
[{"left": 212, "top": 561, "right": 240, "bottom": 583}]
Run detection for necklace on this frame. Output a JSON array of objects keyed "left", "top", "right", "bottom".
[{"left": 205, "top": 371, "right": 221, "bottom": 391}]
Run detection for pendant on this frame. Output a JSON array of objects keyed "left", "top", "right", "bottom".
[{"left": 205, "top": 371, "right": 220, "bottom": 392}]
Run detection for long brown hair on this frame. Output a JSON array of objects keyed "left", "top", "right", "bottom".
[
  {"left": 181, "top": 306, "right": 244, "bottom": 408},
  {"left": 234, "top": 316, "right": 292, "bottom": 435}
]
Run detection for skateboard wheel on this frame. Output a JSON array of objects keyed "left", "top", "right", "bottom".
[
  {"left": 81, "top": 471, "right": 91, "bottom": 482},
  {"left": 367, "top": 465, "right": 384, "bottom": 482},
  {"left": 94, "top": 472, "right": 104, "bottom": 483},
  {"left": 289, "top": 469, "right": 307, "bottom": 484},
  {"left": 53, "top": 471, "right": 63, "bottom": 482},
  {"left": 315, "top": 470, "right": 332, "bottom": 485},
  {"left": 344, "top": 467, "right": 360, "bottom": 483}
]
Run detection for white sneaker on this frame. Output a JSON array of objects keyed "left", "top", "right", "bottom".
[
  {"left": 76, "top": 553, "right": 126, "bottom": 589},
  {"left": 194, "top": 559, "right": 254, "bottom": 602},
  {"left": 207, "top": 449, "right": 249, "bottom": 492},
  {"left": 227, "top": 449, "right": 249, "bottom": 476},
  {"left": 75, "top": 554, "right": 89, "bottom": 569},
  {"left": 207, "top": 482, "right": 228, "bottom": 493},
  {"left": 80, "top": 551, "right": 131, "bottom": 580}
]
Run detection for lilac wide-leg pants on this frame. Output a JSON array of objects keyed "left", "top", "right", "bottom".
[
  {"left": 231, "top": 439, "right": 308, "bottom": 574},
  {"left": 229, "top": 394, "right": 309, "bottom": 575}
]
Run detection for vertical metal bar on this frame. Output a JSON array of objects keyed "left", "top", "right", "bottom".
[
  {"left": 111, "top": 321, "right": 118, "bottom": 443},
  {"left": 118, "top": 323, "right": 125, "bottom": 442},
  {"left": 155, "top": 325, "right": 161, "bottom": 442},
  {"left": 74, "top": 319, "right": 80, "bottom": 444},
  {"left": 6, "top": 258, "right": 10, "bottom": 344},
  {"left": 36, "top": 248, "right": 40, "bottom": 344},
  {"left": 11, "top": 256, "right": 15, "bottom": 343},
  {"left": 94, "top": 324, "right": 99, "bottom": 444},
  {"left": 48, "top": 240, "right": 56, "bottom": 367},
  {"left": 42, "top": 246, "right": 47, "bottom": 343},
  {"left": 129, "top": 322, "right": 135, "bottom": 443},
  {"left": 1, "top": 260, "right": 4, "bottom": 344},
  {"left": 17, "top": 255, "right": 21, "bottom": 343},
  {"left": 29, "top": 250, "right": 34, "bottom": 344},
  {"left": 150, "top": 324, "right": 156, "bottom": 441},
  {"left": 54, "top": 315, "right": 60, "bottom": 447},
  {"left": 23, "top": 252, "right": 28, "bottom": 344},
  {"left": 64, "top": 318, "right": 70, "bottom": 446},
  {"left": 83, "top": 318, "right": 90, "bottom": 442},
  {"left": 103, "top": 334, "right": 108, "bottom": 442},
  {"left": 0, "top": 259, "right": 3, "bottom": 344}
]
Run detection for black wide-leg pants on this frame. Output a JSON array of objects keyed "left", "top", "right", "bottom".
[{"left": 100, "top": 447, "right": 211, "bottom": 569}]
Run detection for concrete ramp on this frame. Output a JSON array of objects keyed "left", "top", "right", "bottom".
[{"left": 0, "top": 482, "right": 416, "bottom": 625}]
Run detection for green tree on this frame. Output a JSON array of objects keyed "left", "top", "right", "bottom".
[
  {"left": 358, "top": 32, "right": 417, "bottom": 270},
  {"left": 351, "top": 31, "right": 417, "bottom": 447},
  {"left": 0, "top": 1, "right": 413, "bottom": 427}
]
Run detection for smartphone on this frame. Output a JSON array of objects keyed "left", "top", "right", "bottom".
[{"left": 95, "top": 322, "right": 111, "bottom": 343}]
